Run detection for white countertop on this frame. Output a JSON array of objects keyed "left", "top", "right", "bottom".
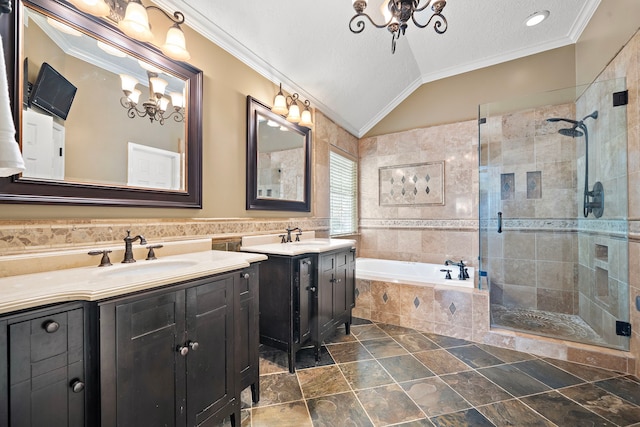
[
  {"left": 0, "top": 250, "right": 267, "bottom": 315},
  {"left": 240, "top": 232, "right": 355, "bottom": 256}
]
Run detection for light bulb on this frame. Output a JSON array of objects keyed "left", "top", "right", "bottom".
[
  {"left": 119, "top": 1, "right": 153, "bottom": 42},
  {"left": 286, "top": 103, "right": 301, "bottom": 123},
  {"left": 120, "top": 74, "right": 138, "bottom": 94},
  {"left": 150, "top": 77, "right": 168, "bottom": 97},
  {"left": 161, "top": 25, "right": 191, "bottom": 61},
  {"left": 170, "top": 92, "right": 184, "bottom": 109},
  {"left": 299, "top": 108, "right": 313, "bottom": 128},
  {"left": 69, "top": 0, "right": 110, "bottom": 17}
]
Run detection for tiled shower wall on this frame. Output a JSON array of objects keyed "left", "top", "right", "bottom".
[{"left": 358, "top": 121, "right": 478, "bottom": 268}]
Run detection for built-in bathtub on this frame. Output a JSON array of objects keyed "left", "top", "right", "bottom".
[{"left": 355, "top": 257, "right": 475, "bottom": 288}]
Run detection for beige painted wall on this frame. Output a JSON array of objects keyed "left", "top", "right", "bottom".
[
  {"left": 2, "top": 10, "right": 319, "bottom": 220},
  {"left": 367, "top": 46, "right": 577, "bottom": 137}
]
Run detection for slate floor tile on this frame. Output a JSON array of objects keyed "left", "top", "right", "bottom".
[
  {"left": 296, "top": 365, "right": 350, "bottom": 399},
  {"left": 401, "top": 377, "right": 471, "bottom": 417},
  {"left": 595, "top": 376, "right": 640, "bottom": 406},
  {"left": 414, "top": 349, "right": 471, "bottom": 375},
  {"left": 394, "top": 333, "right": 441, "bottom": 353},
  {"left": 440, "top": 370, "right": 512, "bottom": 406},
  {"left": 356, "top": 384, "right": 426, "bottom": 426},
  {"left": 339, "top": 359, "right": 395, "bottom": 390},
  {"left": 326, "top": 341, "right": 373, "bottom": 363},
  {"left": 361, "top": 337, "right": 409, "bottom": 358},
  {"left": 306, "top": 391, "right": 373, "bottom": 427},
  {"left": 478, "top": 364, "right": 550, "bottom": 397},
  {"left": 511, "top": 359, "right": 584, "bottom": 389},
  {"left": 560, "top": 383, "right": 640, "bottom": 426},
  {"left": 378, "top": 354, "right": 435, "bottom": 382},
  {"left": 430, "top": 408, "right": 495, "bottom": 427},
  {"left": 521, "top": 391, "right": 615, "bottom": 426},
  {"left": 446, "top": 345, "right": 505, "bottom": 369},
  {"left": 251, "top": 401, "right": 312, "bottom": 427},
  {"left": 477, "top": 399, "right": 555, "bottom": 427}
]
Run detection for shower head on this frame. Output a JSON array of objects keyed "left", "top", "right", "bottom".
[{"left": 558, "top": 127, "right": 584, "bottom": 138}]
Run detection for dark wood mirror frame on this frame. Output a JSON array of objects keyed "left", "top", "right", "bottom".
[
  {"left": 246, "top": 96, "right": 311, "bottom": 212},
  {"left": 0, "top": 0, "right": 203, "bottom": 208}
]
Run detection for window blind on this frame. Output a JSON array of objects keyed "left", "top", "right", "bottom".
[{"left": 330, "top": 151, "right": 357, "bottom": 235}]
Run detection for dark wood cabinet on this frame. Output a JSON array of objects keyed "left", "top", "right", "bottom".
[
  {"left": 100, "top": 272, "right": 241, "bottom": 427},
  {"left": 0, "top": 262, "right": 261, "bottom": 427},
  {"left": 237, "top": 265, "right": 260, "bottom": 403},
  {"left": 258, "top": 247, "right": 355, "bottom": 372},
  {"left": 1, "top": 303, "right": 87, "bottom": 427},
  {"left": 317, "top": 248, "right": 356, "bottom": 343}
]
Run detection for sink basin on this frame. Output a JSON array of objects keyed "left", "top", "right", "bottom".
[
  {"left": 289, "top": 239, "right": 331, "bottom": 246},
  {"left": 98, "top": 260, "right": 199, "bottom": 278}
]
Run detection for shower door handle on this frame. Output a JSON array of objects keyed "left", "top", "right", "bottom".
[{"left": 497, "top": 212, "right": 502, "bottom": 234}]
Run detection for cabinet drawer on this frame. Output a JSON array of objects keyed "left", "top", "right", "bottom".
[{"left": 9, "top": 308, "right": 83, "bottom": 385}]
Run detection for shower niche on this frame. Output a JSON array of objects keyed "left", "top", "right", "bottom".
[{"left": 479, "top": 78, "right": 630, "bottom": 350}]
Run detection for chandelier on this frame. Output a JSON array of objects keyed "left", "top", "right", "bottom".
[
  {"left": 272, "top": 84, "right": 313, "bottom": 128},
  {"left": 349, "top": 0, "right": 448, "bottom": 54},
  {"left": 68, "top": 0, "right": 190, "bottom": 61},
  {"left": 119, "top": 71, "right": 185, "bottom": 125}
]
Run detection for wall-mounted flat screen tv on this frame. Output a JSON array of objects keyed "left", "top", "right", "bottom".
[{"left": 30, "top": 62, "right": 77, "bottom": 120}]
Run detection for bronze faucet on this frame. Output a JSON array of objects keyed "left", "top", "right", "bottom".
[{"left": 122, "top": 230, "right": 147, "bottom": 263}]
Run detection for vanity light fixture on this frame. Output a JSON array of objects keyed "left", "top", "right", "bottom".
[
  {"left": 68, "top": 0, "right": 190, "bottom": 61},
  {"left": 272, "top": 83, "right": 313, "bottom": 128},
  {"left": 119, "top": 71, "right": 184, "bottom": 125},
  {"left": 349, "top": 0, "right": 448, "bottom": 54}
]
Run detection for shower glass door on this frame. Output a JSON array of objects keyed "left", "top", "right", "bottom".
[{"left": 479, "top": 78, "right": 629, "bottom": 350}]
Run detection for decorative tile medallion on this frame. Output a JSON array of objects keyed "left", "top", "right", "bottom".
[{"left": 379, "top": 162, "right": 445, "bottom": 206}]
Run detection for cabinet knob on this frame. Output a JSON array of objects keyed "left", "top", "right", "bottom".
[
  {"left": 302, "top": 260, "right": 310, "bottom": 265},
  {"left": 242, "top": 273, "right": 250, "bottom": 279},
  {"left": 188, "top": 341, "right": 199, "bottom": 351},
  {"left": 307, "top": 286, "right": 317, "bottom": 292},
  {"left": 70, "top": 379, "right": 85, "bottom": 393},
  {"left": 177, "top": 345, "right": 189, "bottom": 356},
  {"left": 43, "top": 320, "right": 60, "bottom": 333}
]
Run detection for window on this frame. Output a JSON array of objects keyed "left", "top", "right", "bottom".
[{"left": 330, "top": 150, "right": 357, "bottom": 235}]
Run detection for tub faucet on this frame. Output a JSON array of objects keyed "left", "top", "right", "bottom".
[
  {"left": 122, "top": 230, "right": 147, "bottom": 263},
  {"left": 444, "top": 259, "right": 469, "bottom": 280}
]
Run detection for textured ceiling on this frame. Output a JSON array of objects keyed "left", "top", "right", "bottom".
[{"left": 154, "top": 0, "right": 600, "bottom": 137}]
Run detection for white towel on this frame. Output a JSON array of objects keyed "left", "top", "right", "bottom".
[{"left": 0, "top": 33, "right": 25, "bottom": 177}]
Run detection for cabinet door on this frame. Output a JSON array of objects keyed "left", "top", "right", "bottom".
[
  {"left": 318, "top": 253, "right": 336, "bottom": 332},
  {"left": 296, "top": 257, "right": 313, "bottom": 345},
  {"left": 237, "top": 266, "right": 259, "bottom": 394},
  {"left": 8, "top": 308, "right": 85, "bottom": 427},
  {"left": 113, "top": 291, "right": 186, "bottom": 427},
  {"left": 185, "top": 275, "right": 236, "bottom": 427}
]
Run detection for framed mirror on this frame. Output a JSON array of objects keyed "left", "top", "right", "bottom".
[
  {"left": 246, "top": 96, "right": 311, "bottom": 212},
  {"left": 0, "top": 0, "right": 203, "bottom": 207}
]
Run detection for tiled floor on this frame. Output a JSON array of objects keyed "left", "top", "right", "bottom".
[{"left": 227, "top": 319, "right": 640, "bottom": 427}]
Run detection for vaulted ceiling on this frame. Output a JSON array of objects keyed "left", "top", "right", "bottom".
[{"left": 155, "top": 0, "right": 601, "bottom": 137}]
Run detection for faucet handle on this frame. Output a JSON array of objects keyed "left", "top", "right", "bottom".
[
  {"left": 279, "top": 234, "right": 287, "bottom": 244},
  {"left": 440, "top": 269, "right": 452, "bottom": 280},
  {"left": 146, "top": 244, "right": 163, "bottom": 260},
  {"left": 88, "top": 249, "right": 113, "bottom": 267},
  {"left": 295, "top": 230, "right": 302, "bottom": 242}
]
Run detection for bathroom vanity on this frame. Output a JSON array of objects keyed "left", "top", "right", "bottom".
[
  {"left": 0, "top": 243, "right": 265, "bottom": 427},
  {"left": 241, "top": 233, "right": 356, "bottom": 372}
]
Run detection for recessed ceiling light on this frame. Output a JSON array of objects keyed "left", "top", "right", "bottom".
[{"left": 525, "top": 10, "right": 550, "bottom": 27}]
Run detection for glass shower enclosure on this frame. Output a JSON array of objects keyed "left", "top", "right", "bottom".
[{"left": 479, "top": 78, "right": 630, "bottom": 350}]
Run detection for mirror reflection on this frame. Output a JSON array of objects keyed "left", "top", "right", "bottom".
[
  {"left": 21, "top": 5, "right": 187, "bottom": 191},
  {"left": 246, "top": 96, "right": 310, "bottom": 212},
  {"left": 256, "top": 113, "right": 306, "bottom": 202}
]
